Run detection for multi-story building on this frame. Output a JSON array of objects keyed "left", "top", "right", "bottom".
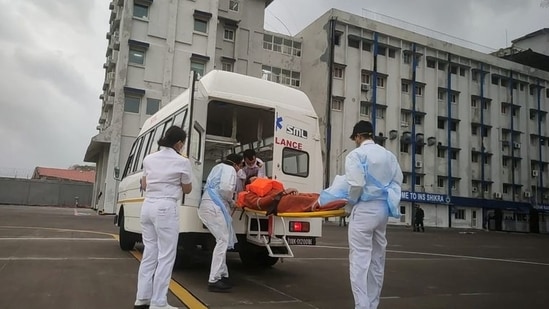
[
  {"left": 86, "top": 2, "right": 549, "bottom": 233},
  {"left": 297, "top": 9, "right": 549, "bottom": 232},
  {"left": 84, "top": 0, "right": 276, "bottom": 214}
]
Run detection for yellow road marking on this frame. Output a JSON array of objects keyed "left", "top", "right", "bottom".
[
  {"left": 2, "top": 226, "right": 208, "bottom": 308},
  {"left": 130, "top": 250, "right": 208, "bottom": 309}
]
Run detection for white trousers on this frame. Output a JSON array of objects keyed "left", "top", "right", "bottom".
[
  {"left": 136, "top": 198, "right": 179, "bottom": 307},
  {"left": 198, "top": 199, "right": 229, "bottom": 283},
  {"left": 348, "top": 200, "right": 388, "bottom": 309}
]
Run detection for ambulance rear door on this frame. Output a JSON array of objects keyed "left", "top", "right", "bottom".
[{"left": 272, "top": 106, "right": 322, "bottom": 193}]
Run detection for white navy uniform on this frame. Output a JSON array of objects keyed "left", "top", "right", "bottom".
[
  {"left": 136, "top": 147, "right": 192, "bottom": 308},
  {"left": 198, "top": 163, "right": 238, "bottom": 284},
  {"left": 345, "top": 140, "right": 403, "bottom": 309}
]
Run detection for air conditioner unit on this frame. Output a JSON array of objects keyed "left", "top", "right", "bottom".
[
  {"left": 401, "top": 121, "right": 409, "bottom": 127},
  {"left": 472, "top": 187, "right": 478, "bottom": 193},
  {"left": 415, "top": 161, "right": 423, "bottom": 168},
  {"left": 513, "top": 142, "right": 521, "bottom": 149},
  {"left": 524, "top": 191, "right": 531, "bottom": 198},
  {"left": 361, "top": 84, "right": 370, "bottom": 92},
  {"left": 494, "top": 192, "right": 502, "bottom": 199},
  {"left": 532, "top": 170, "right": 539, "bottom": 177}
]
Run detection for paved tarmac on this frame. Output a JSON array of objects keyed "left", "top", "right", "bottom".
[{"left": 0, "top": 205, "right": 548, "bottom": 309}]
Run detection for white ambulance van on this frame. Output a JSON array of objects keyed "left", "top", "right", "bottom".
[{"left": 115, "top": 70, "right": 324, "bottom": 267}]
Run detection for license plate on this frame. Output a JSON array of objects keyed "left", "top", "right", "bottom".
[{"left": 286, "top": 237, "right": 316, "bottom": 246}]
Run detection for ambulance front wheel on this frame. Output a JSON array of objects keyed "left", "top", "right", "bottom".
[{"left": 119, "top": 211, "right": 137, "bottom": 251}]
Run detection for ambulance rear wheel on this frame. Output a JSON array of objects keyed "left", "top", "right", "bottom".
[{"left": 238, "top": 241, "right": 279, "bottom": 267}]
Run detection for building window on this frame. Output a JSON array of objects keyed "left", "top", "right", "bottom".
[
  {"left": 221, "top": 62, "right": 233, "bottom": 72},
  {"left": 124, "top": 96, "right": 141, "bottom": 113},
  {"left": 482, "top": 127, "right": 489, "bottom": 137},
  {"left": 437, "top": 148, "right": 446, "bottom": 158},
  {"left": 459, "top": 67, "right": 466, "bottom": 76},
  {"left": 146, "top": 98, "right": 160, "bottom": 115},
  {"left": 388, "top": 48, "right": 396, "bottom": 58},
  {"left": 472, "top": 72, "right": 478, "bottom": 81},
  {"left": 450, "top": 65, "right": 458, "bottom": 75},
  {"left": 415, "top": 86, "right": 423, "bottom": 96},
  {"left": 400, "top": 142, "right": 409, "bottom": 153},
  {"left": 133, "top": 4, "right": 149, "bottom": 19},
  {"left": 501, "top": 105, "right": 508, "bottom": 114},
  {"left": 291, "top": 71, "right": 301, "bottom": 87},
  {"left": 229, "top": 0, "right": 239, "bottom": 11},
  {"left": 362, "top": 42, "right": 371, "bottom": 52},
  {"left": 403, "top": 53, "right": 411, "bottom": 64},
  {"left": 331, "top": 98, "right": 343, "bottom": 111},
  {"left": 191, "top": 61, "right": 205, "bottom": 77},
  {"left": 491, "top": 75, "right": 499, "bottom": 85},
  {"left": 263, "top": 34, "right": 273, "bottom": 50},
  {"left": 334, "top": 67, "right": 344, "bottom": 79},
  {"left": 377, "top": 46, "right": 386, "bottom": 56},
  {"left": 471, "top": 124, "right": 478, "bottom": 135},
  {"left": 415, "top": 115, "right": 422, "bottom": 125},
  {"left": 273, "top": 36, "right": 282, "bottom": 52},
  {"left": 451, "top": 93, "right": 458, "bottom": 103},
  {"left": 416, "top": 145, "right": 423, "bottom": 154},
  {"left": 472, "top": 152, "right": 478, "bottom": 162},
  {"left": 223, "top": 29, "right": 234, "bottom": 41},
  {"left": 438, "top": 62, "right": 446, "bottom": 71},
  {"left": 451, "top": 149, "right": 458, "bottom": 160},
  {"left": 360, "top": 102, "right": 369, "bottom": 116},
  {"left": 471, "top": 98, "right": 478, "bottom": 108},
  {"left": 402, "top": 82, "right": 409, "bottom": 93},
  {"left": 415, "top": 175, "right": 422, "bottom": 186},
  {"left": 438, "top": 119, "right": 445, "bottom": 129},
  {"left": 283, "top": 39, "right": 293, "bottom": 54},
  {"left": 450, "top": 121, "right": 458, "bottom": 131},
  {"left": 455, "top": 209, "right": 465, "bottom": 220},
  {"left": 348, "top": 37, "right": 360, "bottom": 48},
  {"left": 502, "top": 158, "right": 508, "bottom": 167},
  {"left": 438, "top": 90, "right": 444, "bottom": 101},
  {"left": 427, "top": 59, "right": 436, "bottom": 68},
  {"left": 293, "top": 41, "right": 302, "bottom": 56},
  {"left": 194, "top": 19, "right": 208, "bottom": 33},
  {"left": 437, "top": 176, "right": 445, "bottom": 188},
  {"left": 129, "top": 49, "right": 145, "bottom": 65},
  {"left": 402, "top": 174, "right": 408, "bottom": 184},
  {"left": 376, "top": 108, "right": 385, "bottom": 119},
  {"left": 377, "top": 77, "right": 385, "bottom": 88},
  {"left": 361, "top": 72, "right": 370, "bottom": 85}
]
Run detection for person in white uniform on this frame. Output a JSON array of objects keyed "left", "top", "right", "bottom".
[
  {"left": 344, "top": 120, "right": 403, "bottom": 309},
  {"left": 236, "top": 149, "right": 265, "bottom": 192},
  {"left": 198, "top": 153, "right": 243, "bottom": 292},
  {"left": 134, "top": 126, "right": 192, "bottom": 309}
]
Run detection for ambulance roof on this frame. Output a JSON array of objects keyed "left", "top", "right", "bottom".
[{"left": 140, "top": 70, "right": 317, "bottom": 134}]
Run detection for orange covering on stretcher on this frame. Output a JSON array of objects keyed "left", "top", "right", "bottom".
[{"left": 236, "top": 179, "right": 347, "bottom": 214}]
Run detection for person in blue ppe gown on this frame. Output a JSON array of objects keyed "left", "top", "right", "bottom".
[
  {"left": 198, "top": 153, "right": 243, "bottom": 292},
  {"left": 345, "top": 120, "right": 403, "bottom": 309}
]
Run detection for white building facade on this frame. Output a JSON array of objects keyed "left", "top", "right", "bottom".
[{"left": 86, "top": 3, "right": 549, "bottom": 232}]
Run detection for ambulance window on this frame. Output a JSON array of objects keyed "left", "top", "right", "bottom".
[
  {"left": 136, "top": 131, "right": 154, "bottom": 171},
  {"left": 190, "top": 123, "right": 203, "bottom": 161},
  {"left": 173, "top": 110, "right": 187, "bottom": 128},
  {"left": 150, "top": 122, "right": 167, "bottom": 153},
  {"left": 282, "top": 148, "right": 309, "bottom": 177},
  {"left": 131, "top": 137, "right": 145, "bottom": 172},
  {"left": 122, "top": 142, "right": 138, "bottom": 179}
]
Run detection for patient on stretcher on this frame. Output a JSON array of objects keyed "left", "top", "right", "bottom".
[{"left": 236, "top": 177, "right": 347, "bottom": 215}]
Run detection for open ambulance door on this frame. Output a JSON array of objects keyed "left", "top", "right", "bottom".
[
  {"left": 272, "top": 106, "right": 322, "bottom": 193},
  {"left": 184, "top": 71, "right": 207, "bottom": 207}
]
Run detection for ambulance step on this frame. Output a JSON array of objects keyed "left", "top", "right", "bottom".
[{"left": 262, "top": 235, "right": 294, "bottom": 258}]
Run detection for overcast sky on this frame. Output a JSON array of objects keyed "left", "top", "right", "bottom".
[{"left": 0, "top": 0, "right": 547, "bottom": 177}]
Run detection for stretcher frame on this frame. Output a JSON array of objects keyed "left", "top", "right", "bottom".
[{"left": 239, "top": 207, "right": 345, "bottom": 258}]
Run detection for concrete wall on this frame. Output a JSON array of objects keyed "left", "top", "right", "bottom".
[{"left": 0, "top": 178, "right": 93, "bottom": 207}]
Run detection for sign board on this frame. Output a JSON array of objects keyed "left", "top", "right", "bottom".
[{"left": 401, "top": 191, "right": 450, "bottom": 204}]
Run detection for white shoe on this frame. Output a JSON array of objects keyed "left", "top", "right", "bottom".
[
  {"left": 150, "top": 305, "right": 179, "bottom": 309},
  {"left": 134, "top": 299, "right": 150, "bottom": 306}
]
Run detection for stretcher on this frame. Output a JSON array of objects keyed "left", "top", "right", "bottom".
[{"left": 237, "top": 206, "right": 346, "bottom": 258}]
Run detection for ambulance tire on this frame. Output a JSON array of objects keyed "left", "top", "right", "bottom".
[
  {"left": 238, "top": 240, "right": 279, "bottom": 267},
  {"left": 119, "top": 212, "right": 137, "bottom": 251}
]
